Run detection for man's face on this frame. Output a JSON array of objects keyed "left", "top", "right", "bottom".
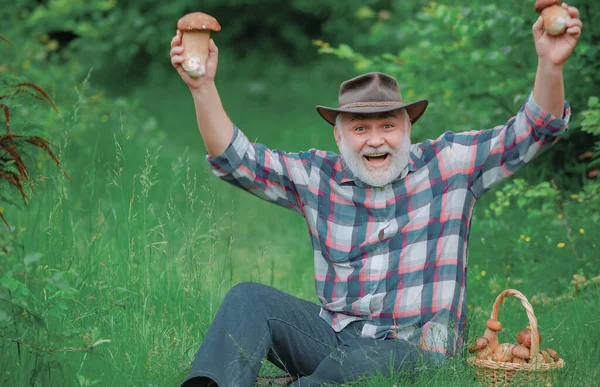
[{"left": 334, "top": 109, "right": 412, "bottom": 187}]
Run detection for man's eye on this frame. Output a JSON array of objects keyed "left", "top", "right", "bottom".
[
  {"left": 384, "top": 123, "right": 393, "bottom": 129},
  {"left": 354, "top": 126, "right": 365, "bottom": 132}
]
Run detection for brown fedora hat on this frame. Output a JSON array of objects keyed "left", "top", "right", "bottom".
[{"left": 316, "top": 72, "right": 428, "bottom": 126}]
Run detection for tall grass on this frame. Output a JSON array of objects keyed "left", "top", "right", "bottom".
[{"left": 1, "top": 60, "right": 598, "bottom": 386}]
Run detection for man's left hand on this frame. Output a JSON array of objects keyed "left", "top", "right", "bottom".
[{"left": 533, "top": 2, "right": 582, "bottom": 67}]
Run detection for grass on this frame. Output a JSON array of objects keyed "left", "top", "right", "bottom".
[{"left": 1, "top": 58, "right": 599, "bottom": 386}]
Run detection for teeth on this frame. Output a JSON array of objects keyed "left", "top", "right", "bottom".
[{"left": 365, "top": 153, "right": 387, "bottom": 157}]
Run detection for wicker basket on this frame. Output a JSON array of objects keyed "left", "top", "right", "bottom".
[{"left": 467, "top": 289, "right": 564, "bottom": 386}]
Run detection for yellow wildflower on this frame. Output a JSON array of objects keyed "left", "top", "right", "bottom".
[
  {"left": 47, "top": 40, "right": 59, "bottom": 51},
  {"left": 557, "top": 214, "right": 563, "bottom": 220},
  {"left": 579, "top": 228, "right": 585, "bottom": 234},
  {"left": 525, "top": 237, "right": 530, "bottom": 242},
  {"left": 557, "top": 242, "right": 565, "bottom": 248},
  {"left": 520, "top": 234, "right": 525, "bottom": 239},
  {"left": 481, "top": 270, "right": 487, "bottom": 277}
]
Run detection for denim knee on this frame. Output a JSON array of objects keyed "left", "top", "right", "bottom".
[{"left": 223, "top": 282, "right": 269, "bottom": 309}]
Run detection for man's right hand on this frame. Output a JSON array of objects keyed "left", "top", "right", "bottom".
[{"left": 170, "top": 30, "right": 219, "bottom": 91}]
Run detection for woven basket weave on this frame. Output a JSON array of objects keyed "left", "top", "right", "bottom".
[{"left": 467, "top": 289, "right": 564, "bottom": 386}]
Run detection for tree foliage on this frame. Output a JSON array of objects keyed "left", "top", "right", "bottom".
[
  {"left": 315, "top": 0, "right": 600, "bottom": 207},
  {"left": 3, "top": 0, "right": 598, "bottom": 221}
]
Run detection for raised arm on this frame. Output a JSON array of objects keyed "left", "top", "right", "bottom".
[
  {"left": 170, "top": 30, "right": 232, "bottom": 157},
  {"left": 446, "top": 3, "right": 581, "bottom": 199},
  {"left": 170, "top": 30, "right": 314, "bottom": 213},
  {"left": 531, "top": 3, "right": 581, "bottom": 117}
]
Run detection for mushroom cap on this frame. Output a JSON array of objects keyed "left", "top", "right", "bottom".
[
  {"left": 468, "top": 337, "right": 489, "bottom": 353},
  {"left": 512, "top": 345, "right": 531, "bottom": 359},
  {"left": 534, "top": 0, "right": 561, "bottom": 13},
  {"left": 493, "top": 343, "right": 514, "bottom": 362},
  {"left": 485, "top": 319, "right": 503, "bottom": 332},
  {"left": 517, "top": 328, "right": 541, "bottom": 348},
  {"left": 476, "top": 346, "right": 493, "bottom": 360},
  {"left": 540, "top": 349, "right": 555, "bottom": 363},
  {"left": 545, "top": 348, "right": 560, "bottom": 360},
  {"left": 177, "top": 12, "right": 221, "bottom": 32}
]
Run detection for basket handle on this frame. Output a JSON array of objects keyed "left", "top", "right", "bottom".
[{"left": 489, "top": 289, "right": 540, "bottom": 356}]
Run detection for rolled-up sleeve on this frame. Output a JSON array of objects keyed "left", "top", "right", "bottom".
[
  {"left": 447, "top": 93, "right": 571, "bottom": 199},
  {"left": 206, "top": 124, "right": 250, "bottom": 176},
  {"left": 206, "top": 123, "right": 316, "bottom": 214}
]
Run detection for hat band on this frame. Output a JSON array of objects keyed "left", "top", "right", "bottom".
[{"left": 339, "top": 101, "right": 403, "bottom": 108}]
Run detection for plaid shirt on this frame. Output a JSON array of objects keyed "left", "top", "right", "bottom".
[{"left": 207, "top": 93, "right": 570, "bottom": 357}]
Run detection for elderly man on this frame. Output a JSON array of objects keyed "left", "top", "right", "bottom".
[{"left": 170, "top": 4, "right": 582, "bottom": 386}]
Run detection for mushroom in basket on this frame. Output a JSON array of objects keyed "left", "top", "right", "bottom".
[
  {"left": 481, "top": 318, "right": 502, "bottom": 352},
  {"left": 468, "top": 337, "right": 493, "bottom": 360},
  {"left": 516, "top": 327, "right": 541, "bottom": 349},
  {"left": 511, "top": 344, "right": 530, "bottom": 364}
]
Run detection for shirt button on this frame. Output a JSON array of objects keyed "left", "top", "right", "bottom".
[{"left": 378, "top": 229, "right": 385, "bottom": 240}]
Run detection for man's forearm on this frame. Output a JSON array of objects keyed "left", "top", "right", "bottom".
[
  {"left": 191, "top": 83, "right": 234, "bottom": 158},
  {"left": 532, "top": 60, "right": 565, "bottom": 118}
]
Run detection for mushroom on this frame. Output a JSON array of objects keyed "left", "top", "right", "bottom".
[
  {"left": 545, "top": 348, "right": 560, "bottom": 361},
  {"left": 477, "top": 346, "right": 493, "bottom": 361},
  {"left": 512, "top": 345, "right": 531, "bottom": 360},
  {"left": 540, "top": 349, "right": 554, "bottom": 363},
  {"left": 531, "top": 352, "right": 546, "bottom": 364},
  {"left": 516, "top": 328, "right": 542, "bottom": 349},
  {"left": 482, "top": 319, "right": 502, "bottom": 352},
  {"left": 512, "top": 356, "right": 526, "bottom": 364},
  {"left": 534, "top": 0, "right": 571, "bottom": 36},
  {"left": 468, "top": 337, "right": 489, "bottom": 353},
  {"left": 177, "top": 12, "right": 222, "bottom": 78},
  {"left": 486, "top": 319, "right": 503, "bottom": 332},
  {"left": 493, "top": 343, "right": 514, "bottom": 363}
]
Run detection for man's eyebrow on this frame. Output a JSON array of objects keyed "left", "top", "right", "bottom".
[
  {"left": 350, "top": 112, "right": 397, "bottom": 121},
  {"left": 350, "top": 115, "right": 366, "bottom": 121}
]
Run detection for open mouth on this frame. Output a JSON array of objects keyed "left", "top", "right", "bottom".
[{"left": 363, "top": 152, "right": 390, "bottom": 167}]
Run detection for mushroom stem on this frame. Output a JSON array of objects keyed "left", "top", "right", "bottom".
[
  {"left": 181, "top": 30, "right": 211, "bottom": 78},
  {"left": 482, "top": 328, "right": 499, "bottom": 353}
]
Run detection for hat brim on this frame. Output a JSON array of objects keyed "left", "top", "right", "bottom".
[{"left": 316, "top": 99, "right": 429, "bottom": 126}]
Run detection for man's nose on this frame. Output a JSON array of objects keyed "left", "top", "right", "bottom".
[{"left": 366, "top": 135, "right": 385, "bottom": 148}]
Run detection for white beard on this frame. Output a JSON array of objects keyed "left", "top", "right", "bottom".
[{"left": 339, "top": 131, "right": 411, "bottom": 187}]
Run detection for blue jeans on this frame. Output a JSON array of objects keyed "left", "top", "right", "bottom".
[{"left": 181, "top": 282, "right": 433, "bottom": 386}]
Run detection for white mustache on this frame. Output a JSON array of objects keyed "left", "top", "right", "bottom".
[{"left": 360, "top": 147, "right": 394, "bottom": 157}]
